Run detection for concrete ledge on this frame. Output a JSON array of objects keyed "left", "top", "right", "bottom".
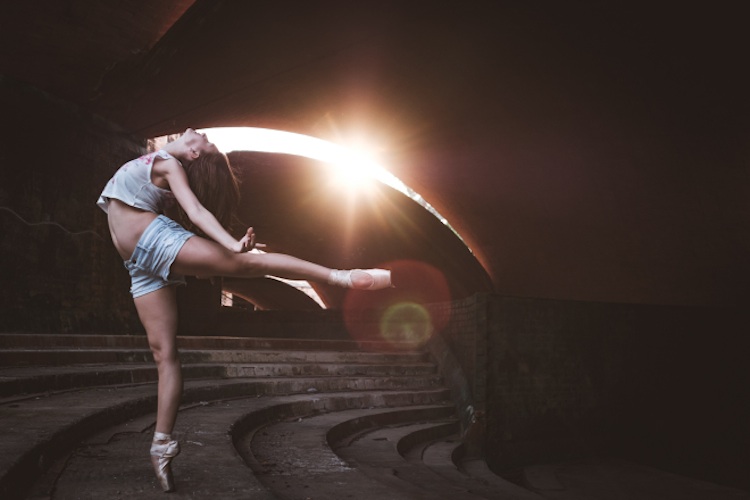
[
  {"left": 0, "top": 346, "right": 428, "bottom": 366},
  {"left": 396, "top": 421, "right": 459, "bottom": 456},
  {"left": 239, "top": 406, "right": 458, "bottom": 500},
  {"left": 0, "top": 360, "right": 435, "bottom": 399},
  {"left": 462, "top": 459, "right": 546, "bottom": 499},
  {"left": 0, "top": 333, "right": 420, "bottom": 352},
  {"left": 327, "top": 406, "right": 456, "bottom": 447}
]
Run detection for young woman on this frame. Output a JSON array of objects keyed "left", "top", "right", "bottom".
[{"left": 97, "top": 128, "right": 391, "bottom": 492}]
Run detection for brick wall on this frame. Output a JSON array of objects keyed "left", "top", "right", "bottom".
[
  {"left": 0, "top": 76, "right": 143, "bottom": 333},
  {"left": 426, "top": 295, "right": 488, "bottom": 450}
]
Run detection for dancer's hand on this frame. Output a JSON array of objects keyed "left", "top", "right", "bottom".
[{"left": 235, "top": 227, "right": 266, "bottom": 253}]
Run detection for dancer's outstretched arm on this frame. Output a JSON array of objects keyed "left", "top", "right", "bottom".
[{"left": 162, "top": 158, "right": 250, "bottom": 252}]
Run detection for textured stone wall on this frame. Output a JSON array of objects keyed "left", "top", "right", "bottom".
[
  {"left": 0, "top": 76, "right": 144, "bottom": 333},
  {"left": 482, "top": 296, "right": 749, "bottom": 490},
  {"left": 426, "top": 295, "right": 488, "bottom": 450},
  {"left": 427, "top": 294, "right": 748, "bottom": 489}
]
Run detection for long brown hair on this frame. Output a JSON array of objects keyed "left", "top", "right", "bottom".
[{"left": 178, "top": 152, "right": 240, "bottom": 235}]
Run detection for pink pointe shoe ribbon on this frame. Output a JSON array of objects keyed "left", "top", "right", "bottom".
[{"left": 328, "top": 269, "right": 393, "bottom": 290}]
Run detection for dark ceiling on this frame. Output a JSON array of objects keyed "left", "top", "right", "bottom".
[{"left": 2, "top": 1, "right": 747, "bottom": 306}]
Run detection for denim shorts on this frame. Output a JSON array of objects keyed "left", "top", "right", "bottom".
[{"left": 124, "top": 215, "right": 195, "bottom": 298}]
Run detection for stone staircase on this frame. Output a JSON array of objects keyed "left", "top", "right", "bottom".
[{"left": 0, "top": 330, "right": 539, "bottom": 500}]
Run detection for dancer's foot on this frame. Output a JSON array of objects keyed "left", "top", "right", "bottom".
[
  {"left": 150, "top": 432, "right": 180, "bottom": 492},
  {"left": 328, "top": 269, "right": 393, "bottom": 290}
]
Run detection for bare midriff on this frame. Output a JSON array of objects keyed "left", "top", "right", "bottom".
[{"left": 106, "top": 199, "right": 159, "bottom": 260}]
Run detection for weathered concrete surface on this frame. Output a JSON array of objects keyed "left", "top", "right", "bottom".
[
  {"left": 4, "top": 329, "right": 749, "bottom": 500},
  {"left": 29, "top": 392, "right": 451, "bottom": 499}
]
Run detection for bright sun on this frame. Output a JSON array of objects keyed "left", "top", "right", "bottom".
[
  {"left": 194, "top": 126, "right": 463, "bottom": 244},
  {"left": 197, "top": 127, "right": 398, "bottom": 191}
]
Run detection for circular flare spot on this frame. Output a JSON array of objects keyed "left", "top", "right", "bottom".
[
  {"left": 341, "top": 260, "right": 451, "bottom": 350},
  {"left": 380, "top": 302, "right": 432, "bottom": 346}
]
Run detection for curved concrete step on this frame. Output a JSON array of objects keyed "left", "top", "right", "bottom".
[
  {"left": 412, "top": 438, "right": 546, "bottom": 499},
  {"left": 418, "top": 437, "right": 470, "bottom": 481},
  {"left": 0, "top": 360, "right": 435, "bottom": 398},
  {"left": 334, "top": 420, "right": 492, "bottom": 499},
  {"left": 0, "top": 346, "right": 428, "bottom": 367},
  {"left": 29, "top": 390, "right": 450, "bottom": 499},
  {"left": 0, "top": 332, "right": 468, "bottom": 499},
  {"left": 0, "top": 374, "right": 445, "bottom": 499},
  {"left": 0, "top": 333, "right": 416, "bottom": 352},
  {"left": 330, "top": 412, "right": 543, "bottom": 499},
  {"left": 239, "top": 405, "right": 456, "bottom": 500},
  {"left": 0, "top": 363, "right": 214, "bottom": 398}
]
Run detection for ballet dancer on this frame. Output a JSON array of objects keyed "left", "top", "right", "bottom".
[{"left": 97, "top": 128, "right": 391, "bottom": 491}]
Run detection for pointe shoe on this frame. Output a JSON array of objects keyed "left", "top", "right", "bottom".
[
  {"left": 328, "top": 269, "right": 393, "bottom": 290},
  {"left": 150, "top": 433, "right": 180, "bottom": 492}
]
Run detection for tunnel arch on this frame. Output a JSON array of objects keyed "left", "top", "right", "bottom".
[{"left": 155, "top": 127, "right": 493, "bottom": 310}]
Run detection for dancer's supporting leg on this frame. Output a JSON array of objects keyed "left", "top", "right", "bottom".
[
  {"left": 134, "top": 286, "right": 182, "bottom": 492},
  {"left": 137, "top": 235, "right": 391, "bottom": 492}
]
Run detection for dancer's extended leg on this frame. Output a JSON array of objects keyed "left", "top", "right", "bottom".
[
  {"left": 171, "top": 236, "right": 392, "bottom": 289},
  {"left": 328, "top": 269, "right": 392, "bottom": 289}
]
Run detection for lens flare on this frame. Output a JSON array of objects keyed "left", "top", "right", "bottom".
[
  {"left": 341, "top": 260, "right": 451, "bottom": 350},
  {"left": 380, "top": 302, "right": 433, "bottom": 346}
]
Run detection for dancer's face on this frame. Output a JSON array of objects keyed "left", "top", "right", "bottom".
[{"left": 182, "top": 128, "right": 219, "bottom": 157}]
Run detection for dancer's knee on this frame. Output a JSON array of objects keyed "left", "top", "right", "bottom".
[
  {"left": 235, "top": 252, "right": 269, "bottom": 277},
  {"left": 150, "top": 343, "right": 180, "bottom": 367}
]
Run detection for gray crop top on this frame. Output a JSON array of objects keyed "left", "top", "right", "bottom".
[{"left": 97, "top": 150, "right": 178, "bottom": 214}]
